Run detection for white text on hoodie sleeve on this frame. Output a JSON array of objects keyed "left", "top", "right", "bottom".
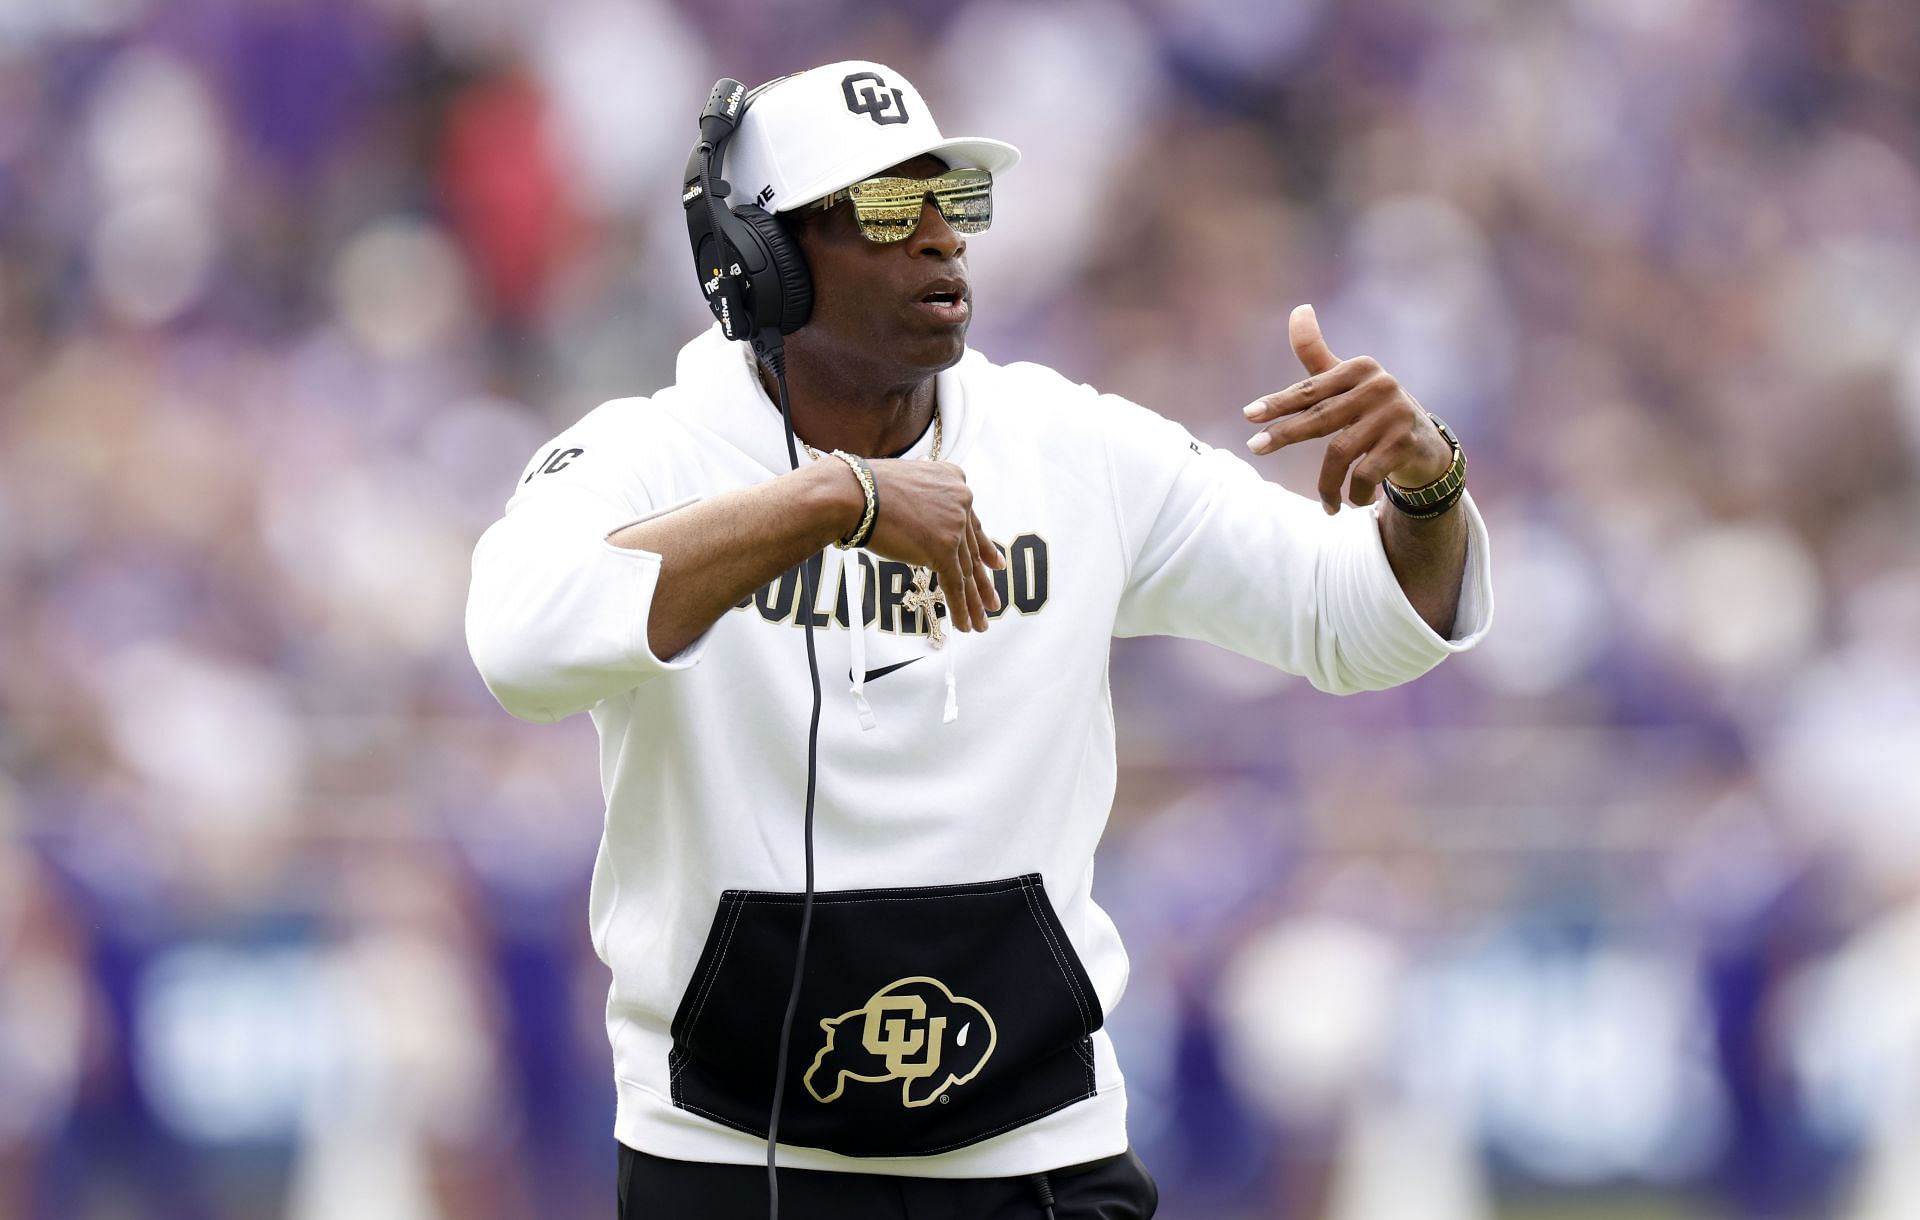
[
  {"left": 1101, "top": 395, "right": 1493, "bottom": 693},
  {"left": 465, "top": 402, "right": 707, "bottom": 723}
]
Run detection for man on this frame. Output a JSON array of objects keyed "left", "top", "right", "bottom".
[{"left": 465, "top": 60, "right": 1492, "bottom": 1219}]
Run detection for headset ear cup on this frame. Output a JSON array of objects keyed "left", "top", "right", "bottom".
[{"left": 736, "top": 204, "right": 813, "bottom": 334}]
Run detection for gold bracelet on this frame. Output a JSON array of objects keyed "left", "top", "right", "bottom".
[{"left": 829, "top": 450, "right": 878, "bottom": 548}]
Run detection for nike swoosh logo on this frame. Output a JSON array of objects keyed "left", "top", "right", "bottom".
[{"left": 848, "top": 657, "right": 922, "bottom": 684}]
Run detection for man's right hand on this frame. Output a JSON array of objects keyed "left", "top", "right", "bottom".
[{"left": 859, "top": 459, "right": 1005, "bottom": 633}]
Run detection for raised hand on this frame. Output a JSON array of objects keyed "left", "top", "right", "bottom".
[{"left": 1242, "top": 304, "right": 1454, "bottom": 514}]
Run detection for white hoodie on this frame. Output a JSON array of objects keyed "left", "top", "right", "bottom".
[{"left": 465, "top": 325, "right": 1493, "bottom": 1177}]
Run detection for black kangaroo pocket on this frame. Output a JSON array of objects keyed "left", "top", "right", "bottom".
[{"left": 667, "top": 873, "right": 1104, "bottom": 1158}]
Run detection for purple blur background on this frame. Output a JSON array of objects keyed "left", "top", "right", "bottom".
[{"left": 3, "top": 1, "right": 1920, "bottom": 1217}]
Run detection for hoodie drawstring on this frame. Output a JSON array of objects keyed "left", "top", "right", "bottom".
[
  {"left": 844, "top": 550, "right": 876, "bottom": 731},
  {"left": 839, "top": 550, "right": 959, "bottom": 728},
  {"left": 942, "top": 626, "right": 959, "bottom": 723}
]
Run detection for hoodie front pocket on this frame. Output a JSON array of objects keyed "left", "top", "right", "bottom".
[{"left": 667, "top": 873, "right": 1102, "bottom": 1158}]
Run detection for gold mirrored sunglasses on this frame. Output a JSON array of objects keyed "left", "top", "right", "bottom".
[{"left": 807, "top": 167, "right": 993, "bottom": 243}]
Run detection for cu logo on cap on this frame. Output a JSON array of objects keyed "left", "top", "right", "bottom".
[{"left": 842, "top": 72, "right": 910, "bottom": 126}]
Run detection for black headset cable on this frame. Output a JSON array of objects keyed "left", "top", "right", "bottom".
[
  {"left": 759, "top": 335, "right": 820, "bottom": 1220},
  {"left": 690, "top": 80, "right": 816, "bottom": 1220}
]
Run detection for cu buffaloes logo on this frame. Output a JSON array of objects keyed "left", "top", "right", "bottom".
[
  {"left": 842, "top": 72, "right": 910, "bottom": 126},
  {"left": 804, "top": 977, "right": 995, "bottom": 1108}
]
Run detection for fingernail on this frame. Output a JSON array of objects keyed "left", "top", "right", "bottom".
[
  {"left": 1323, "top": 500, "right": 1338, "bottom": 515},
  {"left": 1242, "top": 401, "right": 1263, "bottom": 420},
  {"left": 1246, "top": 434, "right": 1272, "bottom": 454}
]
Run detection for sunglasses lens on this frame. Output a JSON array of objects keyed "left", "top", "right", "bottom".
[
  {"left": 846, "top": 169, "right": 993, "bottom": 242},
  {"left": 932, "top": 170, "right": 992, "bottom": 234}
]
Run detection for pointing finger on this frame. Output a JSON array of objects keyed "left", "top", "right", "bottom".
[
  {"left": 1242, "top": 357, "right": 1371, "bottom": 423},
  {"left": 1247, "top": 381, "right": 1370, "bottom": 455},
  {"left": 1289, "top": 303, "right": 1339, "bottom": 376}
]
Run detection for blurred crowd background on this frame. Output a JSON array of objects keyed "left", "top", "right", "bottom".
[{"left": 3, "top": 0, "right": 1919, "bottom": 1217}]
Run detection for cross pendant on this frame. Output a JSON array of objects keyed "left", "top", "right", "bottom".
[{"left": 902, "top": 566, "right": 947, "bottom": 649}]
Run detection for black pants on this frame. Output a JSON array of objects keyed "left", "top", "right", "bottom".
[{"left": 617, "top": 1143, "right": 1158, "bottom": 1219}]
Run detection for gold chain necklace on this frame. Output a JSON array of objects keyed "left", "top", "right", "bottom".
[
  {"left": 799, "top": 407, "right": 942, "bottom": 464},
  {"left": 801, "top": 407, "right": 948, "bottom": 647}
]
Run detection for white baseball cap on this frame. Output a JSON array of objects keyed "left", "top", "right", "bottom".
[{"left": 722, "top": 61, "right": 1021, "bottom": 214}]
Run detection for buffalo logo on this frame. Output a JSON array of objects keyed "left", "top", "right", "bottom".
[
  {"left": 842, "top": 72, "right": 910, "bottom": 126},
  {"left": 804, "top": 977, "right": 995, "bottom": 1108}
]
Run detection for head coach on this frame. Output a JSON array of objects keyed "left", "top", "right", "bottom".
[{"left": 466, "top": 60, "right": 1493, "bottom": 1220}]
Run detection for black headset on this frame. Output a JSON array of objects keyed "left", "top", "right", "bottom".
[{"left": 682, "top": 77, "right": 812, "bottom": 357}]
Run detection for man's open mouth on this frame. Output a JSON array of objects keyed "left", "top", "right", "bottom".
[{"left": 914, "top": 283, "right": 969, "bottom": 324}]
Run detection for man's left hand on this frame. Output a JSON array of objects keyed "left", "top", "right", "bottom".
[{"left": 1241, "top": 304, "right": 1452, "bottom": 516}]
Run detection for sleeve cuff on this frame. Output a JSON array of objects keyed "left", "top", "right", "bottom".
[
  {"left": 603, "top": 495, "right": 711, "bottom": 671},
  {"left": 1332, "top": 490, "right": 1495, "bottom": 684}
]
